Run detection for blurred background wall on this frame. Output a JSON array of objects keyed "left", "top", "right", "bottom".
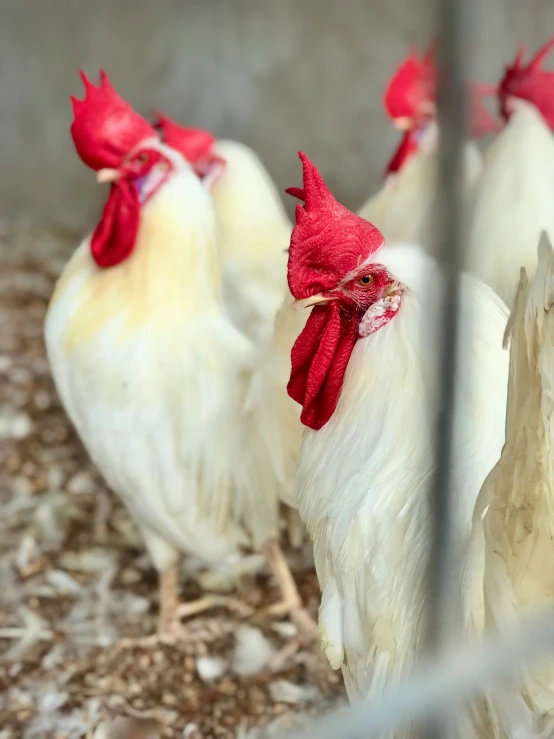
[{"left": 0, "top": 0, "right": 552, "bottom": 235}]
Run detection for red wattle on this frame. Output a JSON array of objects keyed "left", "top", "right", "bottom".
[
  {"left": 91, "top": 180, "right": 141, "bottom": 268},
  {"left": 385, "top": 130, "right": 419, "bottom": 175},
  {"left": 288, "top": 303, "right": 358, "bottom": 430}
]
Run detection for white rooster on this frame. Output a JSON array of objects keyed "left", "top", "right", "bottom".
[
  {"left": 359, "top": 45, "right": 497, "bottom": 251},
  {"left": 45, "top": 72, "right": 312, "bottom": 641},
  {"left": 464, "top": 233, "right": 554, "bottom": 738},
  {"left": 467, "top": 39, "right": 554, "bottom": 307},
  {"left": 154, "top": 113, "right": 291, "bottom": 347},
  {"left": 285, "top": 153, "right": 510, "bottom": 734}
]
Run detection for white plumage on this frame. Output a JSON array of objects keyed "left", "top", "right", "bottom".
[
  {"left": 249, "top": 290, "right": 307, "bottom": 511},
  {"left": 464, "top": 234, "right": 554, "bottom": 738},
  {"left": 467, "top": 100, "right": 554, "bottom": 307},
  {"left": 206, "top": 138, "right": 313, "bottom": 553},
  {"left": 211, "top": 139, "right": 292, "bottom": 346},
  {"left": 294, "top": 242, "right": 510, "bottom": 732}
]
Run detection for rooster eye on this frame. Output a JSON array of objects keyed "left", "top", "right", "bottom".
[
  {"left": 358, "top": 275, "right": 374, "bottom": 286},
  {"left": 136, "top": 152, "right": 149, "bottom": 164}
]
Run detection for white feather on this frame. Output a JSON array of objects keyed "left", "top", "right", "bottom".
[
  {"left": 212, "top": 139, "right": 291, "bottom": 346},
  {"left": 45, "top": 150, "right": 283, "bottom": 573},
  {"left": 464, "top": 234, "right": 554, "bottom": 738}
]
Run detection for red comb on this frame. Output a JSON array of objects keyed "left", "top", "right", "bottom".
[
  {"left": 71, "top": 70, "right": 156, "bottom": 171},
  {"left": 154, "top": 113, "right": 216, "bottom": 165},
  {"left": 499, "top": 38, "right": 554, "bottom": 126},
  {"left": 286, "top": 153, "right": 384, "bottom": 300},
  {"left": 383, "top": 42, "right": 438, "bottom": 125}
]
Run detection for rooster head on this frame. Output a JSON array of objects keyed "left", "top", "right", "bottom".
[
  {"left": 153, "top": 113, "right": 226, "bottom": 186},
  {"left": 71, "top": 71, "right": 182, "bottom": 268},
  {"left": 383, "top": 42, "right": 497, "bottom": 148},
  {"left": 498, "top": 39, "right": 554, "bottom": 127},
  {"left": 71, "top": 70, "right": 157, "bottom": 171},
  {"left": 285, "top": 153, "right": 390, "bottom": 430}
]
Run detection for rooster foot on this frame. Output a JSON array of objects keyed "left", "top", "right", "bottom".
[
  {"left": 267, "top": 601, "right": 318, "bottom": 645},
  {"left": 177, "top": 594, "right": 255, "bottom": 620},
  {"left": 174, "top": 594, "right": 229, "bottom": 619},
  {"left": 156, "top": 617, "right": 194, "bottom": 645},
  {"left": 267, "top": 636, "right": 303, "bottom": 672},
  {"left": 265, "top": 610, "right": 319, "bottom": 672}
]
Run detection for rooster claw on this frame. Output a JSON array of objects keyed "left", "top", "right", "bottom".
[{"left": 175, "top": 594, "right": 228, "bottom": 619}]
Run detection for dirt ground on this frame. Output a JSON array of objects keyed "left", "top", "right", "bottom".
[{"left": 0, "top": 222, "right": 346, "bottom": 739}]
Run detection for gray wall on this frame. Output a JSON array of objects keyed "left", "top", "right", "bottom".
[{"left": 0, "top": 0, "right": 552, "bottom": 235}]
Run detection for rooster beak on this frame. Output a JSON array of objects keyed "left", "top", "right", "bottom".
[
  {"left": 96, "top": 168, "right": 121, "bottom": 184},
  {"left": 393, "top": 117, "right": 413, "bottom": 131},
  {"left": 384, "top": 282, "right": 403, "bottom": 299},
  {"left": 293, "top": 294, "right": 336, "bottom": 310}
]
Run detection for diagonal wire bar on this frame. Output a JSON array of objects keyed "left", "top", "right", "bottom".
[{"left": 277, "top": 607, "right": 554, "bottom": 739}]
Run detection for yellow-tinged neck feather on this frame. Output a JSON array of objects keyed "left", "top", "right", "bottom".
[{"left": 53, "top": 169, "right": 222, "bottom": 352}]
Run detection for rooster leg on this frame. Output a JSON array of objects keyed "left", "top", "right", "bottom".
[
  {"left": 263, "top": 538, "right": 318, "bottom": 644},
  {"left": 284, "top": 505, "right": 304, "bottom": 550},
  {"left": 158, "top": 563, "right": 181, "bottom": 636},
  {"left": 114, "top": 563, "right": 190, "bottom": 648},
  {"left": 93, "top": 489, "right": 112, "bottom": 541},
  {"left": 156, "top": 567, "right": 229, "bottom": 644}
]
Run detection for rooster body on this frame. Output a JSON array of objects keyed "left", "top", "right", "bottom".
[
  {"left": 46, "top": 75, "right": 315, "bottom": 639},
  {"left": 467, "top": 102, "right": 554, "bottom": 306},
  {"left": 296, "top": 244, "right": 509, "bottom": 704},
  {"left": 467, "top": 41, "right": 554, "bottom": 307},
  {"left": 46, "top": 153, "right": 278, "bottom": 575}
]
